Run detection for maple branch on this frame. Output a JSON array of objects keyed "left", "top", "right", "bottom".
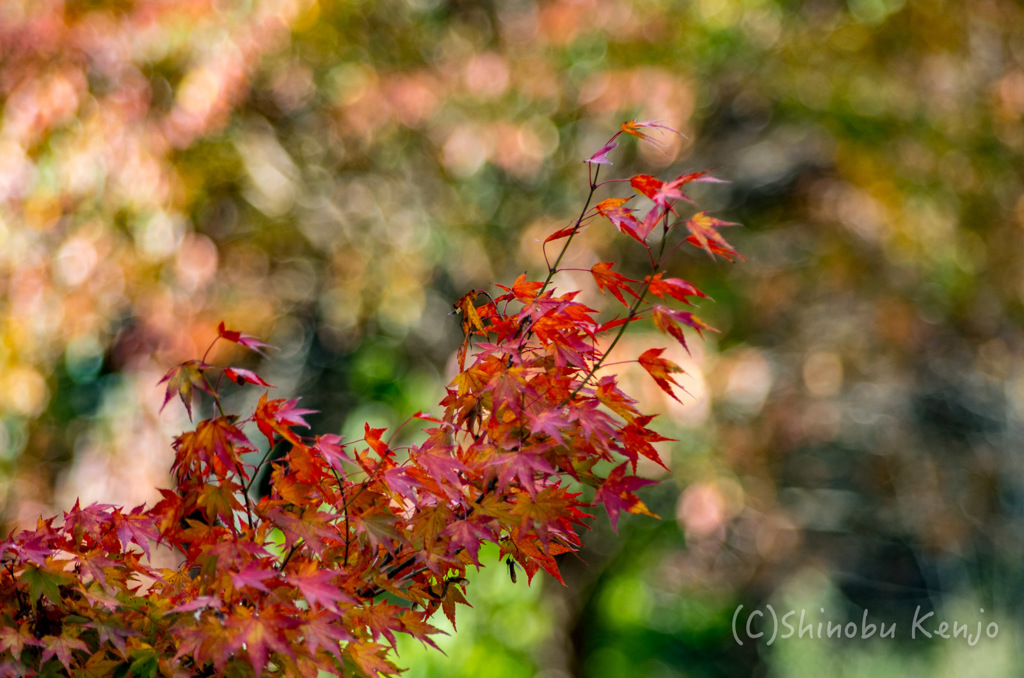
[
  {"left": 540, "top": 166, "right": 600, "bottom": 294},
  {"left": 323, "top": 465, "right": 352, "bottom": 565},
  {"left": 564, "top": 267, "right": 658, "bottom": 405},
  {"left": 243, "top": 441, "right": 279, "bottom": 496},
  {"left": 564, "top": 199, "right": 687, "bottom": 404},
  {"left": 200, "top": 334, "right": 221, "bottom": 365},
  {"left": 278, "top": 543, "right": 300, "bottom": 571},
  {"left": 233, "top": 461, "right": 255, "bottom": 531},
  {"left": 1, "top": 124, "right": 734, "bottom": 676}
]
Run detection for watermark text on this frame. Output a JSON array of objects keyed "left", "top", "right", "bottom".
[{"left": 731, "top": 605, "right": 999, "bottom": 647}]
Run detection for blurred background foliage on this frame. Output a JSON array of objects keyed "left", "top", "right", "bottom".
[{"left": 2, "top": 0, "right": 1024, "bottom": 675}]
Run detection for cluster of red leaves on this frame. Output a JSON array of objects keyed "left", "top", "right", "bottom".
[{"left": 0, "top": 122, "right": 740, "bottom": 677}]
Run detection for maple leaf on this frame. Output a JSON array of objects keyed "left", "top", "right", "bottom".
[
  {"left": 617, "top": 416, "right": 673, "bottom": 471},
  {"left": 217, "top": 321, "right": 273, "bottom": 356},
  {"left": 443, "top": 518, "right": 496, "bottom": 567},
  {"left": 265, "top": 506, "right": 339, "bottom": 558},
  {"left": 571, "top": 398, "right": 620, "bottom": 447},
  {"left": 168, "top": 595, "right": 223, "bottom": 613},
  {"left": 363, "top": 422, "right": 391, "bottom": 459},
  {"left": 510, "top": 484, "right": 589, "bottom": 553},
  {"left": 504, "top": 536, "right": 577, "bottom": 586},
  {"left": 594, "top": 462, "right": 660, "bottom": 532},
  {"left": 157, "top": 359, "right": 214, "bottom": 420},
  {"left": 225, "top": 605, "right": 298, "bottom": 677},
  {"left": 40, "top": 632, "right": 89, "bottom": 673},
  {"left": 21, "top": 564, "right": 73, "bottom": 606},
  {"left": 619, "top": 119, "right": 680, "bottom": 151},
  {"left": 349, "top": 505, "right": 402, "bottom": 555},
  {"left": 348, "top": 640, "right": 400, "bottom": 678},
  {"left": 439, "top": 584, "right": 470, "bottom": 631},
  {"left": 594, "top": 197, "right": 644, "bottom": 244},
  {"left": 110, "top": 505, "right": 159, "bottom": 559},
  {"left": 356, "top": 603, "right": 407, "bottom": 648},
  {"left": 223, "top": 366, "right": 274, "bottom": 387},
  {"left": 453, "top": 290, "right": 487, "bottom": 335},
  {"left": 312, "top": 433, "right": 351, "bottom": 472},
  {"left": 415, "top": 450, "right": 469, "bottom": 501},
  {"left": 651, "top": 305, "right": 716, "bottom": 353},
  {"left": 490, "top": 447, "right": 556, "bottom": 499},
  {"left": 127, "top": 648, "right": 159, "bottom": 678},
  {"left": 527, "top": 408, "right": 574, "bottom": 446},
  {"left": 645, "top": 272, "right": 708, "bottom": 304},
  {"left": 255, "top": 394, "right": 316, "bottom": 447},
  {"left": 638, "top": 347, "right": 686, "bottom": 402},
  {"left": 397, "top": 611, "right": 444, "bottom": 651},
  {"left": 287, "top": 443, "right": 323, "bottom": 485},
  {"left": 584, "top": 140, "right": 618, "bottom": 165},
  {"left": 290, "top": 563, "right": 353, "bottom": 612},
  {"left": 590, "top": 262, "right": 640, "bottom": 307},
  {"left": 5, "top": 529, "right": 54, "bottom": 566},
  {"left": 630, "top": 174, "right": 664, "bottom": 202},
  {"left": 495, "top": 273, "right": 543, "bottom": 302},
  {"left": 544, "top": 223, "right": 582, "bottom": 244},
  {"left": 383, "top": 465, "right": 425, "bottom": 502},
  {"left": 73, "top": 548, "right": 118, "bottom": 587},
  {"left": 632, "top": 170, "right": 720, "bottom": 210},
  {"left": 301, "top": 611, "right": 353, "bottom": 662},
  {"left": 62, "top": 499, "right": 115, "bottom": 546},
  {"left": 0, "top": 624, "right": 43, "bottom": 662},
  {"left": 595, "top": 315, "right": 636, "bottom": 334},
  {"left": 595, "top": 375, "right": 640, "bottom": 421},
  {"left": 230, "top": 561, "right": 276, "bottom": 593},
  {"left": 198, "top": 480, "right": 244, "bottom": 526},
  {"left": 685, "top": 211, "right": 742, "bottom": 261},
  {"left": 89, "top": 619, "right": 136, "bottom": 657},
  {"left": 173, "top": 416, "right": 252, "bottom": 480}
]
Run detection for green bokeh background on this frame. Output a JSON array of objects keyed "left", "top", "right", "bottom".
[{"left": 2, "top": 0, "right": 1023, "bottom": 675}]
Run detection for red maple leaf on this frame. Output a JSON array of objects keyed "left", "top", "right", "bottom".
[
  {"left": 645, "top": 272, "right": 708, "bottom": 304},
  {"left": 495, "top": 273, "right": 543, "bottom": 302},
  {"left": 363, "top": 422, "right": 391, "bottom": 458},
  {"left": 312, "top": 433, "right": 350, "bottom": 472},
  {"left": 158, "top": 360, "right": 214, "bottom": 420},
  {"left": 301, "top": 611, "right": 353, "bottom": 662},
  {"left": 617, "top": 416, "right": 673, "bottom": 471},
  {"left": 39, "top": 633, "right": 89, "bottom": 673},
  {"left": 594, "top": 197, "right": 644, "bottom": 244},
  {"left": 544, "top": 222, "right": 582, "bottom": 244},
  {"left": 223, "top": 366, "right": 274, "bottom": 388},
  {"left": 651, "top": 305, "right": 716, "bottom": 353},
  {"left": 290, "top": 563, "right": 353, "bottom": 612},
  {"left": 443, "top": 518, "right": 496, "bottom": 567},
  {"left": 0, "top": 624, "right": 43, "bottom": 662},
  {"left": 638, "top": 347, "right": 686, "bottom": 402},
  {"left": 584, "top": 140, "right": 618, "bottom": 165},
  {"left": 685, "top": 211, "right": 742, "bottom": 261},
  {"left": 590, "top": 261, "right": 639, "bottom": 307},
  {"left": 225, "top": 605, "right": 298, "bottom": 677},
  {"left": 218, "top": 321, "right": 273, "bottom": 356},
  {"left": 619, "top": 119, "right": 680, "bottom": 151},
  {"left": 265, "top": 506, "right": 339, "bottom": 558},
  {"left": 230, "top": 561, "right": 277, "bottom": 593},
  {"left": 111, "top": 505, "right": 159, "bottom": 559},
  {"left": 255, "top": 394, "right": 316, "bottom": 446},
  {"left": 594, "top": 462, "right": 660, "bottom": 532}
]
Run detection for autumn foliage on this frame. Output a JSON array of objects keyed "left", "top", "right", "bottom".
[{"left": 0, "top": 123, "right": 740, "bottom": 677}]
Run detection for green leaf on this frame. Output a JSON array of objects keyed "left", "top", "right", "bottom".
[
  {"left": 129, "top": 647, "right": 159, "bottom": 678},
  {"left": 21, "top": 564, "right": 72, "bottom": 606}
]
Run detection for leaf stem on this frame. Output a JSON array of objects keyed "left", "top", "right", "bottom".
[
  {"left": 539, "top": 166, "right": 600, "bottom": 295},
  {"left": 563, "top": 263, "right": 659, "bottom": 404}
]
